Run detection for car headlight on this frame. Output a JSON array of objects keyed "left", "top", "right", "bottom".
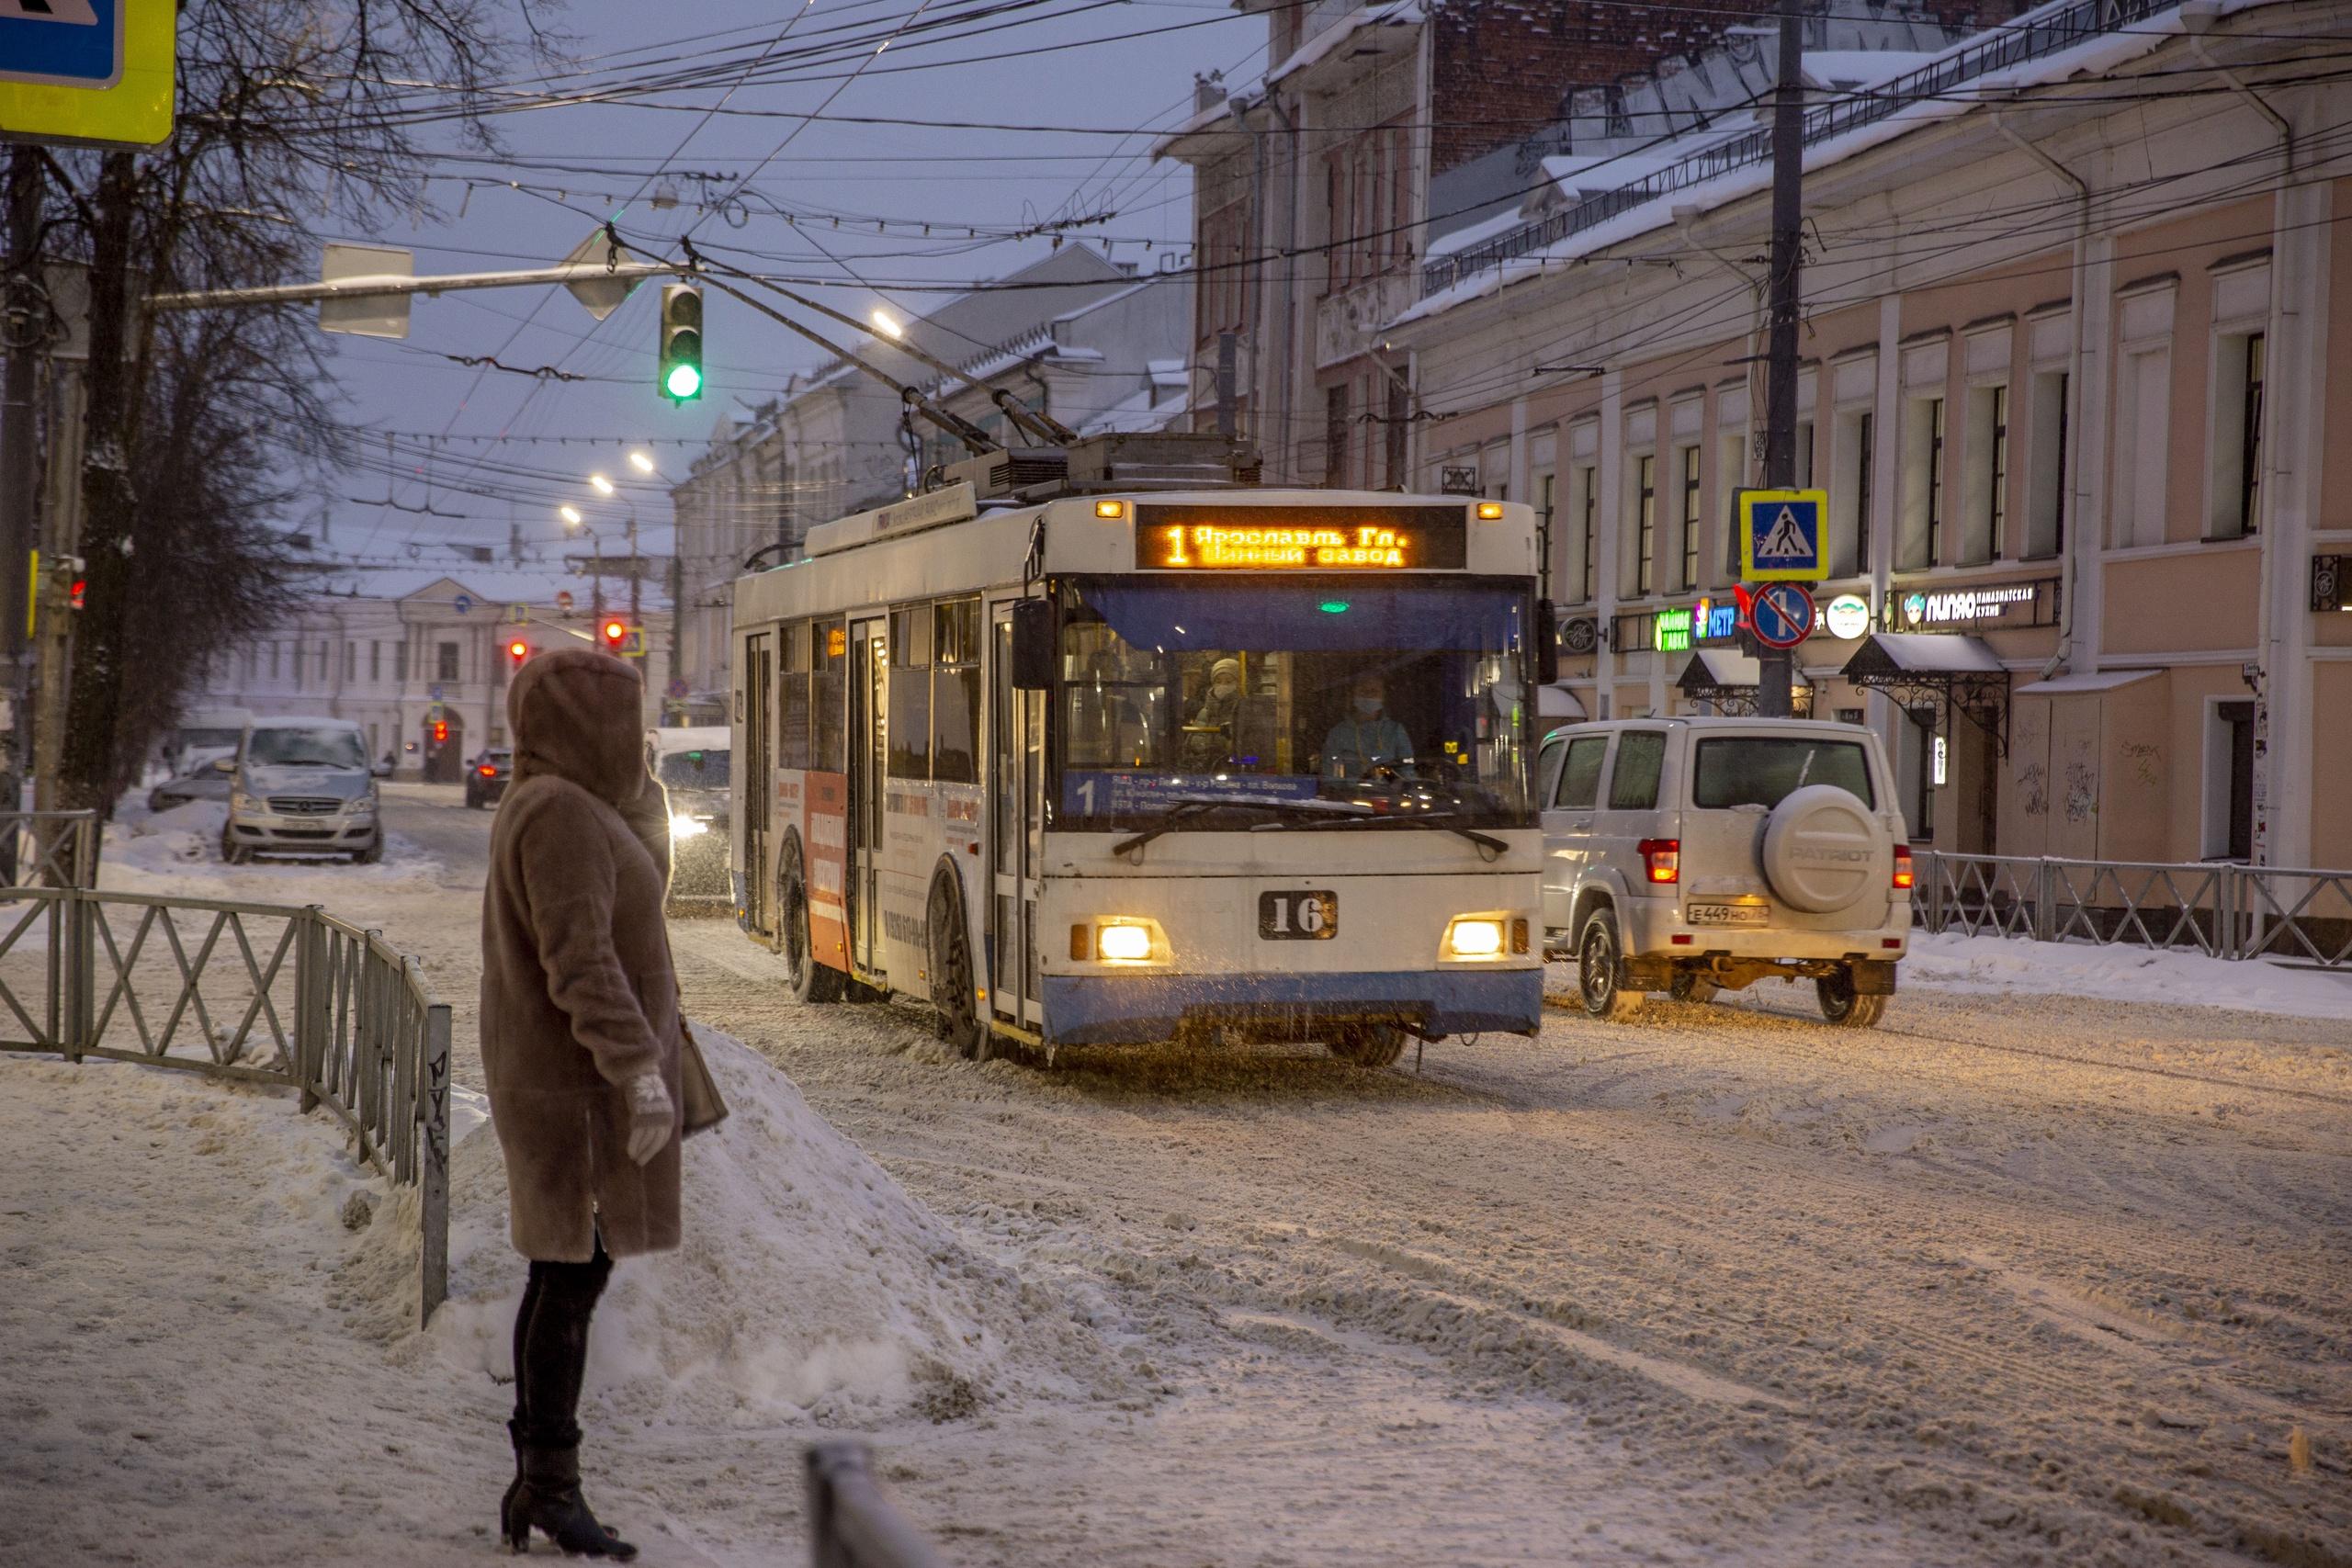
[
  {"left": 1071, "top": 918, "right": 1168, "bottom": 964},
  {"left": 1445, "top": 918, "right": 1506, "bottom": 958},
  {"left": 230, "top": 791, "right": 254, "bottom": 812},
  {"left": 1097, "top": 923, "right": 1152, "bottom": 961},
  {"left": 670, "top": 813, "right": 710, "bottom": 840},
  {"left": 345, "top": 796, "right": 376, "bottom": 817}
]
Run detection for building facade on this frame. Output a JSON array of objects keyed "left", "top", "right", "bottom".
[
  {"left": 195, "top": 561, "right": 672, "bottom": 782},
  {"left": 1388, "top": 0, "right": 2346, "bottom": 871}
]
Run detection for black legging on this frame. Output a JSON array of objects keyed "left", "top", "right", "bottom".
[{"left": 511, "top": 1240, "right": 613, "bottom": 1450}]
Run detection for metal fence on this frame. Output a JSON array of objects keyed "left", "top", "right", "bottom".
[
  {"left": 0, "top": 886, "right": 451, "bottom": 1320},
  {"left": 0, "top": 809, "right": 100, "bottom": 889},
  {"left": 1421, "top": 0, "right": 2171, "bottom": 298},
  {"left": 1914, "top": 852, "right": 2352, "bottom": 969},
  {"left": 807, "top": 1442, "right": 948, "bottom": 1568}
]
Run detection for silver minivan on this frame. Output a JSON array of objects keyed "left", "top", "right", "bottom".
[
  {"left": 1538, "top": 717, "right": 1911, "bottom": 1026},
  {"left": 220, "top": 717, "right": 384, "bottom": 864}
]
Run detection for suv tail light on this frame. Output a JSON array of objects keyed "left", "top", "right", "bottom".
[
  {"left": 1893, "top": 843, "right": 1915, "bottom": 890},
  {"left": 1637, "top": 838, "right": 1680, "bottom": 885},
  {"left": 479, "top": 764, "right": 497, "bottom": 778}
]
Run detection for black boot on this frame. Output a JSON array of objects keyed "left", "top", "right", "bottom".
[{"left": 502, "top": 1420, "right": 637, "bottom": 1560}]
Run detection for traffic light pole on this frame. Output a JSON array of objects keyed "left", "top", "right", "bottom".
[
  {"left": 1758, "top": 0, "right": 1805, "bottom": 720},
  {"left": 2, "top": 150, "right": 42, "bottom": 807}
]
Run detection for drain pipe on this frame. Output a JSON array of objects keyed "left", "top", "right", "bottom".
[
  {"left": 2183, "top": 0, "right": 2292, "bottom": 864},
  {"left": 1995, "top": 103, "right": 2087, "bottom": 682}
]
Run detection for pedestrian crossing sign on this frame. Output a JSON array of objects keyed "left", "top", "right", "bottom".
[
  {"left": 1738, "top": 489, "right": 1829, "bottom": 582},
  {"left": 0, "top": 0, "right": 176, "bottom": 149}
]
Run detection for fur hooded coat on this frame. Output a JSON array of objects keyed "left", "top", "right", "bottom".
[{"left": 481, "top": 648, "right": 683, "bottom": 1261}]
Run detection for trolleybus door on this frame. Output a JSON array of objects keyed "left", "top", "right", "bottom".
[
  {"left": 740, "top": 632, "right": 772, "bottom": 932},
  {"left": 849, "top": 617, "right": 888, "bottom": 977},
  {"left": 989, "top": 604, "right": 1045, "bottom": 1028}
]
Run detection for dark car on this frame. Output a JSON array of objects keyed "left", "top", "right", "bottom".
[
  {"left": 148, "top": 759, "right": 235, "bottom": 814},
  {"left": 465, "top": 748, "right": 514, "bottom": 809}
]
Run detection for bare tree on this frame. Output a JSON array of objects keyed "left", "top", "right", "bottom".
[{"left": 48, "top": 0, "right": 556, "bottom": 814}]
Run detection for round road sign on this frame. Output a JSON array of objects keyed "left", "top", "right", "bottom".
[{"left": 1750, "top": 582, "right": 1816, "bottom": 649}]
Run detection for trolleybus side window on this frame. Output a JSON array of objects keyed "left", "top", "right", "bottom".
[
  {"left": 888, "top": 605, "right": 932, "bottom": 780},
  {"left": 932, "top": 597, "right": 982, "bottom": 784},
  {"left": 1054, "top": 576, "right": 1534, "bottom": 829},
  {"left": 778, "top": 620, "right": 811, "bottom": 770},
  {"left": 813, "top": 618, "right": 847, "bottom": 771}
]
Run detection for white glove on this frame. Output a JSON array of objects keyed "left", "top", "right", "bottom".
[{"left": 624, "top": 1072, "right": 674, "bottom": 1167}]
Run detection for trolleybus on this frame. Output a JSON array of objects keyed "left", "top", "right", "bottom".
[{"left": 728, "top": 454, "right": 1548, "bottom": 1065}]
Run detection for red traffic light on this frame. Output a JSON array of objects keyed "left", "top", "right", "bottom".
[
  {"left": 601, "top": 619, "right": 628, "bottom": 650},
  {"left": 431, "top": 720, "right": 448, "bottom": 746},
  {"left": 69, "top": 579, "right": 85, "bottom": 612},
  {"left": 506, "top": 637, "right": 530, "bottom": 665}
]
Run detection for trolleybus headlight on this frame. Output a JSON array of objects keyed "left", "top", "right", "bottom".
[
  {"left": 1095, "top": 922, "right": 1153, "bottom": 962},
  {"left": 670, "top": 813, "right": 710, "bottom": 840},
  {"left": 1445, "top": 918, "right": 1505, "bottom": 958}
]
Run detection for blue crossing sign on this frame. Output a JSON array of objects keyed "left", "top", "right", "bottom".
[
  {"left": 1749, "top": 582, "right": 1816, "bottom": 649},
  {"left": 0, "top": 0, "right": 175, "bottom": 148},
  {"left": 1739, "top": 489, "right": 1829, "bottom": 582}
]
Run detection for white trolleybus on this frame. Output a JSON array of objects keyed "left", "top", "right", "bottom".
[{"left": 728, "top": 437, "right": 1551, "bottom": 1065}]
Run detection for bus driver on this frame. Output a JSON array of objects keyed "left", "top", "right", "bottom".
[{"left": 1319, "top": 672, "right": 1415, "bottom": 781}]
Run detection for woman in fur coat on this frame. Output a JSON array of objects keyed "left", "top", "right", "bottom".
[{"left": 480, "top": 648, "right": 683, "bottom": 1559}]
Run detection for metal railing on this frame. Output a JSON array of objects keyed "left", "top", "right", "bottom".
[
  {"left": 1915, "top": 852, "right": 2352, "bottom": 969},
  {"left": 0, "top": 887, "right": 451, "bottom": 1319},
  {"left": 807, "top": 1442, "right": 948, "bottom": 1568},
  {"left": 0, "top": 809, "right": 99, "bottom": 889},
  {"left": 1421, "top": 0, "right": 2172, "bottom": 298}
]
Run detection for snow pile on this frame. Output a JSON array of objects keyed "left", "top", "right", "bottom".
[
  {"left": 99, "top": 807, "right": 447, "bottom": 903},
  {"left": 1904, "top": 929, "right": 2352, "bottom": 1021},
  {"left": 365, "top": 1025, "right": 1125, "bottom": 1427}
]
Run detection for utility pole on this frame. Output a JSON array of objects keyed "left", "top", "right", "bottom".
[
  {"left": 666, "top": 547, "right": 684, "bottom": 728},
  {"left": 2, "top": 150, "right": 42, "bottom": 810},
  {"left": 1215, "top": 330, "right": 1237, "bottom": 439},
  {"left": 1758, "top": 0, "right": 1806, "bottom": 719}
]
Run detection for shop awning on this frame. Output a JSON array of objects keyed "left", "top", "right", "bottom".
[
  {"left": 2012, "top": 670, "right": 2161, "bottom": 695},
  {"left": 1842, "top": 632, "right": 2010, "bottom": 751},
  {"left": 1676, "top": 649, "right": 1812, "bottom": 716},
  {"left": 1536, "top": 684, "right": 1588, "bottom": 720}
]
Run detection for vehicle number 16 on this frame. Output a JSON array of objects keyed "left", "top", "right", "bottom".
[{"left": 1259, "top": 889, "right": 1338, "bottom": 940}]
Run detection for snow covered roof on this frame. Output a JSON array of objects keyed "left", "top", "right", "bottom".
[
  {"left": 1679, "top": 648, "right": 1814, "bottom": 689},
  {"left": 1399, "top": 0, "right": 2287, "bottom": 329},
  {"left": 1537, "top": 683, "right": 1587, "bottom": 720},
  {"left": 1264, "top": 0, "right": 1422, "bottom": 89},
  {"left": 1855, "top": 632, "right": 2007, "bottom": 674},
  {"left": 1077, "top": 384, "right": 1190, "bottom": 438}
]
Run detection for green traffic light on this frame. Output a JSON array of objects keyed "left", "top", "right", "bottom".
[
  {"left": 1317, "top": 601, "right": 1350, "bottom": 614},
  {"left": 664, "top": 361, "right": 703, "bottom": 400}
]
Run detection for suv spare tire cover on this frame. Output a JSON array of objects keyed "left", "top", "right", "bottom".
[{"left": 1759, "top": 784, "right": 1890, "bottom": 913}]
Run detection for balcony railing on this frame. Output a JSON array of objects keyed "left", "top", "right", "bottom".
[{"left": 1420, "top": 0, "right": 2173, "bottom": 299}]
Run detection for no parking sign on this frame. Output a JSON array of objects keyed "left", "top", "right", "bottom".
[{"left": 1748, "top": 582, "right": 1815, "bottom": 649}]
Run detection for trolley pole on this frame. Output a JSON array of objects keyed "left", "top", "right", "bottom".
[{"left": 1758, "top": 0, "right": 1805, "bottom": 720}]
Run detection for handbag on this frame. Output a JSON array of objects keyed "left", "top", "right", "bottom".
[{"left": 677, "top": 1018, "right": 729, "bottom": 1137}]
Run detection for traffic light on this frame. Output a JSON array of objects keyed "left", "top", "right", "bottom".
[
  {"left": 601, "top": 618, "right": 628, "bottom": 654},
  {"left": 431, "top": 719, "right": 449, "bottom": 746},
  {"left": 658, "top": 283, "right": 703, "bottom": 402},
  {"left": 506, "top": 637, "right": 531, "bottom": 669}
]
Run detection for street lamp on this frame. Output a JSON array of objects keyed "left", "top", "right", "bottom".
[
  {"left": 589, "top": 471, "right": 617, "bottom": 497},
  {"left": 628, "top": 449, "right": 656, "bottom": 476},
  {"left": 560, "top": 506, "right": 607, "bottom": 626},
  {"left": 869, "top": 308, "right": 902, "bottom": 341}
]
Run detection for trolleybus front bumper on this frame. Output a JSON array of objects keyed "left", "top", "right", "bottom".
[{"left": 1038, "top": 968, "right": 1543, "bottom": 1047}]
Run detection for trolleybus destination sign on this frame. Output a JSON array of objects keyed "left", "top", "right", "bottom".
[{"left": 1134, "top": 504, "right": 1468, "bottom": 571}]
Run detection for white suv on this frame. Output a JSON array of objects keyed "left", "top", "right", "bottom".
[{"left": 1537, "top": 717, "right": 1912, "bottom": 1027}]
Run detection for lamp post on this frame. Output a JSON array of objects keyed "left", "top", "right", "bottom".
[
  {"left": 626, "top": 448, "right": 684, "bottom": 726},
  {"left": 559, "top": 504, "right": 606, "bottom": 629},
  {"left": 588, "top": 471, "right": 642, "bottom": 629}
]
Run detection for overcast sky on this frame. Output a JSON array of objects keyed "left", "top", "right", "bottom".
[{"left": 320, "top": 0, "right": 1257, "bottom": 570}]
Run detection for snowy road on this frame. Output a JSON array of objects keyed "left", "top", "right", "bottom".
[{"left": 8, "top": 785, "right": 2346, "bottom": 1565}]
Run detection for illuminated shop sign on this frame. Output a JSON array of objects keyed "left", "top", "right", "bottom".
[
  {"left": 1823, "top": 592, "right": 1871, "bottom": 639},
  {"left": 1614, "top": 595, "right": 1755, "bottom": 654},
  {"left": 1134, "top": 505, "right": 1468, "bottom": 570},
  {"left": 1891, "top": 577, "right": 2059, "bottom": 629}
]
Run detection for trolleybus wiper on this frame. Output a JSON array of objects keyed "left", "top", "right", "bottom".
[
  {"left": 1110, "top": 795, "right": 1370, "bottom": 859},
  {"left": 1247, "top": 810, "right": 1510, "bottom": 860}
]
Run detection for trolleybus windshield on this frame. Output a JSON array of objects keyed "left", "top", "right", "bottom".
[{"left": 1055, "top": 575, "right": 1535, "bottom": 830}]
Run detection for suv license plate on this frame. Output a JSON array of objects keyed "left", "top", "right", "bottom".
[
  {"left": 1687, "top": 902, "right": 1769, "bottom": 927},
  {"left": 1260, "top": 889, "right": 1337, "bottom": 940}
]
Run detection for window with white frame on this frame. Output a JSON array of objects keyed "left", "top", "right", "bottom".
[
  {"left": 2025, "top": 370, "right": 2069, "bottom": 558},
  {"left": 2112, "top": 346, "right": 2172, "bottom": 548},
  {"left": 1718, "top": 428, "right": 1748, "bottom": 576},
  {"left": 1574, "top": 463, "right": 1598, "bottom": 604},
  {"left": 1900, "top": 396, "right": 1946, "bottom": 570},
  {"left": 2208, "top": 330, "right": 2265, "bottom": 538},
  {"left": 1628, "top": 451, "right": 1657, "bottom": 598},
  {"left": 1962, "top": 383, "right": 2008, "bottom": 564},
  {"left": 1677, "top": 444, "right": 1702, "bottom": 591}
]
